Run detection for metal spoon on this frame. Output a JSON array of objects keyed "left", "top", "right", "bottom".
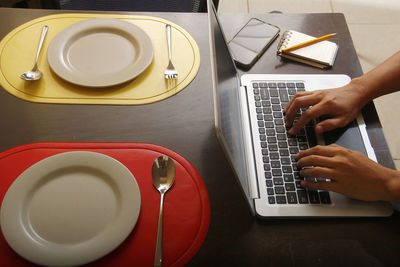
[
  {"left": 151, "top": 155, "right": 175, "bottom": 267},
  {"left": 20, "top": 25, "right": 48, "bottom": 81}
]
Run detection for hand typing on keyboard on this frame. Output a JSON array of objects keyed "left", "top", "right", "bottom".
[
  {"left": 283, "top": 84, "right": 365, "bottom": 136},
  {"left": 282, "top": 50, "right": 400, "bottom": 203},
  {"left": 296, "top": 144, "right": 399, "bottom": 202}
]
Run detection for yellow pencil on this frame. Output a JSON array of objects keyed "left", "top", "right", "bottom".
[{"left": 281, "top": 33, "right": 336, "bottom": 53}]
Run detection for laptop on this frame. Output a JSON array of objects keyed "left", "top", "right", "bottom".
[{"left": 207, "top": 0, "right": 393, "bottom": 217}]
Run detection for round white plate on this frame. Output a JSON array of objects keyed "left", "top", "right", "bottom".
[
  {"left": 47, "top": 18, "right": 154, "bottom": 87},
  {"left": 0, "top": 151, "right": 141, "bottom": 266}
]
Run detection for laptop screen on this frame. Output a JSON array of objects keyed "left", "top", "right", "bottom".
[{"left": 208, "top": 1, "right": 252, "bottom": 199}]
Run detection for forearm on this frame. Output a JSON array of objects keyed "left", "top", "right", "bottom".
[
  {"left": 352, "top": 51, "right": 400, "bottom": 105},
  {"left": 385, "top": 169, "right": 400, "bottom": 203}
]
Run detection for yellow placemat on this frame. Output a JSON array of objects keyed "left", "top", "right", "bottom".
[{"left": 0, "top": 13, "right": 201, "bottom": 105}]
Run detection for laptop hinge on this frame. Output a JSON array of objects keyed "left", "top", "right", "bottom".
[{"left": 239, "top": 85, "right": 260, "bottom": 199}]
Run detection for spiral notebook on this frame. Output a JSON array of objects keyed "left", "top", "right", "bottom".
[{"left": 277, "top": 30, "right": 339, "bottom": 69}]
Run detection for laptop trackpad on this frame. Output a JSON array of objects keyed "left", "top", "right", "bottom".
[{"left": 323, "top": 120, "right": 368, "bottom": 155}]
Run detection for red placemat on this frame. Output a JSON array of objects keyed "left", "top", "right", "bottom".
[{"left": 0, "top": 142, "right": 210, "bottom": 266}]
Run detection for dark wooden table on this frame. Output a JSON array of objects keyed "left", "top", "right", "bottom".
[{"left": 0, "top": 8, "right": 399, "bottom": 267}]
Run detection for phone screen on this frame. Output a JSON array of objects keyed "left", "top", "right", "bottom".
[{"left": 228, "top": 18, "right": 280, "bottom": 69}]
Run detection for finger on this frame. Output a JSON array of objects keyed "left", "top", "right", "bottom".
[
  {"left": 288, "top": 103, "right": 331, "bottom": 135},
  {"left": 296, "top": 154, "right": 338, "bottom": 169},
  {"left": 296, "top": 145, "right": 339, "bottom": 160},
  {"left": 284, "top": 93, "right": 319, "bottom": 127},
  {"left": 299, "top": 166, "right": 335, "bottom": 180},
  {"left": 315, "top": 117, "right": 349, "bottom": 134},
  {"left": 300, "top": 180, "right": 338, "bottom": 192},
  {"left": 283, "top": 91, "right": 313, "bottom": 114}
]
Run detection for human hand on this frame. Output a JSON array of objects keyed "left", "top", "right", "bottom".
[
  {"left": 296, "top": 144, "right": 400, "bottom": 202},
  {"left": 283, "top": 82, "right": 366, "bottom": 135}
]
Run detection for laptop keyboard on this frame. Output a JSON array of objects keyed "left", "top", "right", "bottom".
[{"left": 252, "top": 81, "right": 331, "bottom": 205}]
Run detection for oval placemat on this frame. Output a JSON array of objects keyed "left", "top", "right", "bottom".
[
  {"left": 0, "top": 142, "right": 210, "bottom": 266},
  {"left": 0, "top": 14, "right": 201, "bottom": 105}
]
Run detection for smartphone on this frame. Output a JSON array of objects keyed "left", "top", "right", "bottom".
[{"left": 228, "top": 18, "right": 280, "bottom": 70}]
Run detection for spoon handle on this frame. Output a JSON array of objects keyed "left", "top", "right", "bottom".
[
  {"left": 154, "top": 192, "right": 164, "bottom": 267},
  {"left": 34, "top": 25, "right": 48, "bottom": 66}
]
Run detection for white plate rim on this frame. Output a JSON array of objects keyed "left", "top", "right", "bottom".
[
  {"left": 0, "top": 151, "right": 141, "bottom": 266},
  {"left": 47, "top": 18, "right": 154, "bottom": 87}
]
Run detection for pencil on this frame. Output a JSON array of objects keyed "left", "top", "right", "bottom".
[{"left": 281, "top": 33, "right": 336, "bottom": 53}]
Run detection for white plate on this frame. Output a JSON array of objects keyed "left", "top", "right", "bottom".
[
  {"left": 0, "top": 151, "right": 141, "bottom": 266},
  {"left": 47, "top": 18, "right": 154, "bottom": 87}
]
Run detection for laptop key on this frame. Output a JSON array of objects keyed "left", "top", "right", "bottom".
[
  {"left": 287, "top": 82, "right": 295, "bottom": 88},
  {"left": 264, "top": 114, "right": 273, "bottom": 121},
  {"left": 279, "top": 149, "right": 289, "bottom": 157},
  {"left": 285, "top": 183, "right": 296, "bottom": 191},
  {"left": 268, "top": 196, "right": 276, "bottom": 204},
  {"left": 266, "top": 180, "right": 273, "bottom": 187},
  {"left": 289, "top": 147, "right": 299, "bottom": 154},
  {"left": 279, "top": 89, "right": 289, "bottom": 102},
  {"left": 267, "top": 188, "right": 275, "bottom": 195},
  {"left": 306, "top": 126, "right": 317, "bottom": 147},
  {"left": 260, "top": 88, "right": 269, "bottom": 100},
  {"left": 299, "top": 143, "right": 309, "bottom": 150},
  {"left": 308, "top": 190, "right": 321, "bottom": 204},
  {"left": 288, "top": 88, "right": 296, "bottom": 95},
  {"left": 297, "top": 190, "right": 309, "bottom": 203},
  {"left": 281, "top": 157, "right": 291, "bottom": 165},
  {"left": 287, "top": 192, "right": 298, "bottom": 204},
  {"left": 277, "top": 82, "right": 286, "bottom": 88},
  {"left": 272, "top": 169, "right": 282, "bottom": 176},
  {"left": 269, "top": 153, "right": 278, "bottom": 160},
  {"left": 277, "top": 133, "right": 286, "bottom": 140},
  {"left": 273, "top": 177, "right": 284, "bottom": 185},
  {"left": 271, "top": 97, "right": 280, "bottom": 104},
  {"left": 264, "top": 163, "right": 271, "bottom": 171},
  {"left": 284, "top": 174, "right": 294, "bottom": 182},
  {"left": 270, "top": 89, "right": 278, "bottom": 97},
  {"left": 266, "top": 129, "right": 276, "bottom": 136},
  {"left": 282, "top": 166, "right": 292, "bottom": 173},
  {"left": 263, "top": 100, "right": 271, "bottom": 107},
  {"left": 319, "top": 191, "right": 331, "bottom": 204},
  {"left": 275, "top": 186, "right": 285, "bottom": 194},
  {"left": 276, "top": 195, "right": 287, "bottom": 204},
  {"left": 271, "top": 161, "right": 281, "bottom": 168}
]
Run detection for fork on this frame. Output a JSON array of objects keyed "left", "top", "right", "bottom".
[{"left": 164, "top": 24, "right": 178, "bottom": 84}]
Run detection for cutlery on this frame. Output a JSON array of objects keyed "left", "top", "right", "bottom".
[
  {"left": 21, "top": 25, "right": 48, "bottom": 81},
  {"left": 151, "top": 155, "right": 175, "bottom": 267},
  {"left": 164, "top": 24, "right": 178, "bottom": 85}
]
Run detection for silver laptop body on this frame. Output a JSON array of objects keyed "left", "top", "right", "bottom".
[{"left": 207, "top": 0, "right": 393, "bottom": 217}]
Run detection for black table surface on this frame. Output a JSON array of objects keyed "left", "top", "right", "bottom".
[{"left": 0, "top": 8, "right": 399, "bottom": 266}]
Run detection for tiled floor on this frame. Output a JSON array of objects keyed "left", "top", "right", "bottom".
[{"left": 219, "top": 0, "right": 400, "bottom": 170}]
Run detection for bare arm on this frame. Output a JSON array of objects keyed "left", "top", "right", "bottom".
[{"left": 284, "top": 51, "right": 400, "bottom": 135}]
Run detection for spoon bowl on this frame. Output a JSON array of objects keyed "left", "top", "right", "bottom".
[
  {"left": 21, "top": 25, "right": 48, "bottom": 81},
  {"left": 151, "top": 155, "right": 175, "bottom": 267}
]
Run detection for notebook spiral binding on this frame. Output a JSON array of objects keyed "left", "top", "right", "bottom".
[{"left": 277, "top": 30, "right": 293, "bottom": 52}]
